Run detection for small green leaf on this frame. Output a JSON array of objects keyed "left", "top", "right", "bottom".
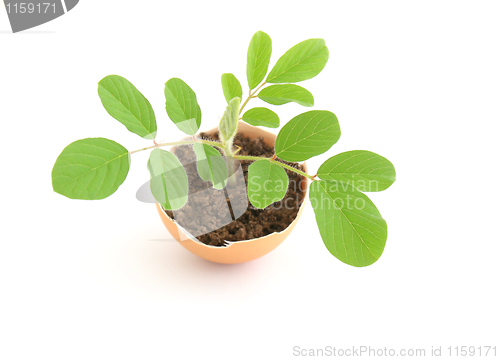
[
  {"left": 241, "top": 107, "right": 279, "bottom": 128},
  {"left": 193, "top": 143, "right": 228, "bottom": 189},
  {"left": 52, "top": 138, "right": 130, "bottom": 200},
  {"left": 221, "top": 73, "right": 243, "bottom": 104},
  {"left": 219, "top": 97, "right": 241, "bottom": 145},
  {"left": 147, "top": 149, "right": 188, "bottom": 210},
  {"left": 247, "top": 160, "right": 288, "bottom": 209},
  {"left": 266, "top": 39, "right": 329, "bottom": 84},
  {"left": 258, "top": 84, "right": 314, "bottom": 107},
  {"left": 310, "top": 180, "right": 387, "bottom": 267},
  {"left": 98, "top": 75, "right": 157, "bottom": 139},
  {"left": 318, "top": 151, "right": 396, "bottom": 192},
  {"left": 164, "top": 78, "right": 201, "bottom": 135},
  {"left": 247, "top": 31, "right": 272, "bottom": 90},
  {"left": 275, "top": 110, "right": 341, "bottom": 162}
]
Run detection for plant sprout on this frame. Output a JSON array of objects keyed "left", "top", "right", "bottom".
[{"left": 52, "top": 31, "right": 396, "bottom": 267}]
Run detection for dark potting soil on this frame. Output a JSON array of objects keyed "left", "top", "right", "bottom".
[{"left": 164, "top": 132, "right": 306, "bottom": 247}]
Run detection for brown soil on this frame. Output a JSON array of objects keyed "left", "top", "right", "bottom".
[{"left": 164, "top": 132, "right": 306, "bottom": 246}]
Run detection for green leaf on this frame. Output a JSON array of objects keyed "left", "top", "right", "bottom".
[
  {"left": 266, "top": 39, "right": 329, "bottom": 84},
  {"left": 247, "top": 160, "right": 288, "bottom": 209},
  {"left": 247, "top": 31, "right": 272, "bottom": 90},
  {"left": 147, "top": 149, "right": 188, "bottom": 210},
  {"left": 193, "top": 143, "right": 228, "bottom": 189},
  {"left": 221, "top": 73, "right": 243, "bottom": 104},
  {"left": 275, "top": 110, "right": 341, "bottom": 162},
  {"left": 98, "top": 75, "right": 157, "bottom": 139},
  {"left": 241, "top": 107, "right": 279, "bottom": 128},
  {"left": 258, "top": 84, "right": 314, "bottom": 107},
  {"left": 310, "top": 180, "right": 387, "bottom": 267},
  {"left": 318, "top": 151, "right": 396, "bottom": 192},
  {"left": 164, "top": 78, "right": 201, "bottom": 135},
  {"left": 52, "top": 138, "right": 130, "bottom": 200},
  {"left": 174, "top": 118, "right": 199, "bottom": 136},
  {"left": 219, "top": 97, "right": 241, "bottom": 145}
]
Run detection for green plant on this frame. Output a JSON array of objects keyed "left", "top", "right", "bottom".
[{"left": 51, "top": 31, "right": 396, "bottom": 267}]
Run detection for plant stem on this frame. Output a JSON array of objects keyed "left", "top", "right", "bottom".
[
  {"left": 129, "top": 139, "right": 222, "bottom": 154},
  {"left": 129, "top": 136, "right": 314, "bottom": 180},
  {"left": 232, "top": 155, "right": 315, "bottom": 180},
  {"left": 272, "top": 160, "right": 315, "bottom": 180},
  {"left": 239, "top": 81, "right": 267, "bottom": 115}
]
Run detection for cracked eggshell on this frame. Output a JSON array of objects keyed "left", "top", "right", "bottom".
[{"left": 156, "top": 121, "right": 308, "bottom": 264}]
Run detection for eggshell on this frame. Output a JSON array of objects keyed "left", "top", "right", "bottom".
[{"left": 156, "top": 121, "right": 308, "bottom": 264}]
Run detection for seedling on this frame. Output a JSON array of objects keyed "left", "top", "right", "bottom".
[{"left": 52, "top": 31, "right": 396, "bottom": 267}]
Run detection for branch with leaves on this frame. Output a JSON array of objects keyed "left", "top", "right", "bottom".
[{"left": 51, "top": 31, "right": 396, "bottom": 267}]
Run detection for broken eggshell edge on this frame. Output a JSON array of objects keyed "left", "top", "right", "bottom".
[{"left": 156, "top": 121, "right": 308, "bottom": 264}]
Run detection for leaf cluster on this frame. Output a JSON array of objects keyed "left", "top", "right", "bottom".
[{"left": 51, "top": 31, "right": 396, "bottom": 267}]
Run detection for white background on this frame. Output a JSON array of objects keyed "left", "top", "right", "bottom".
[{"left": 1, "top": 1, "right": 499, "bottom": 359}]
